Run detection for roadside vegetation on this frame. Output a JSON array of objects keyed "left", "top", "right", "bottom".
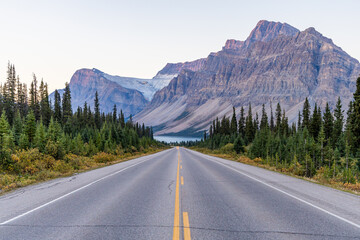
[
  {"left": 0, "top": 63, "right": 165, "bottom": 193},
  {"left": 194, "top": 76, "right": 360, "bottom": 194}
]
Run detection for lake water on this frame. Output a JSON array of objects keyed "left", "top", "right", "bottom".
[{"left": 154, "top": 135, "right": 202, "bottom": 143}]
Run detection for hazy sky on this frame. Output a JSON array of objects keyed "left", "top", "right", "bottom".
[{"left": 1, "top": 0, "right": 359, "bottom": 92}]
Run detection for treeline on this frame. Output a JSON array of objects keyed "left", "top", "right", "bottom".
[
  {"left": 199, "top": 77, "right": 360, "bottom": 184},
  {"left": 0, "top": 62, "right": 156, "bottom": 174}
]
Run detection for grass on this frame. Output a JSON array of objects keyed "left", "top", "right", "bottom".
[
  {"left": 189, "top": 146, "right": 360, "bottom": 196},
  {"left": 0, "top": 146, "right": 169, "bottom": 195}
]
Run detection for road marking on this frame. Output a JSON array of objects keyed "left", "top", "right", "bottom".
[
  {"left": 181, "top": 176, "right": 184, "bottom": 185},
  {"left": 181, "top": 165, "right": 182, "bottom": 169},
  {"left": 183, "top": 212, "right": 191, "bottom": 240},
  {"left": 206, "top": 156, "right": 360, "bottom": 230},
  {"left": 173, "top": 150, "right": 180, "bottom": 240},
  {"left": 0, "top": 159, "right": 149, "bottom": 225}
]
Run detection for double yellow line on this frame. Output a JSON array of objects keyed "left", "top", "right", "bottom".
[{"left": 173, "top": 147, "right": 191, "bottom": 240}]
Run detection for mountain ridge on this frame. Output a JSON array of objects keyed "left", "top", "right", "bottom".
[{"left": 134, "top": 20, "right": 360, "bottom": 136}]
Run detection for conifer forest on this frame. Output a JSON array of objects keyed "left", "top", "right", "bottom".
[
  {"left": 0, "top": 63, "right": 160, "bottom": 191},
  {"left": 198, "top": 77, "right": 360, "bottom": 188}
]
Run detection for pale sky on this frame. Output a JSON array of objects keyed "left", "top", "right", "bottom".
[{"left": 0, "top": 0, "right": 359, "bottom": 92}]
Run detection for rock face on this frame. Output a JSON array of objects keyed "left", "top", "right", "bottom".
[
  {"left": 135, "top": 20, "right": 360, "bottom": 136},
  {"left": 63, "top": 69, "right": 149, "bottom": 117},
  {"left": 50, "top": 59, "right": 204, "bottom": 117}
]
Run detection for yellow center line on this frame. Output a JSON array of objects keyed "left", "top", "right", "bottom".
[
  {"left": 173, "top": 148, "right": 180, "bottom": 240},
  {"left": 181, "top": 165, "right": 182, "bottom": 169},
  {"left": 183, "top": 212, "right": 191, "bottom": 240},
  {"left": 181, "top": 176, "right": 184, "bottom": 185}
]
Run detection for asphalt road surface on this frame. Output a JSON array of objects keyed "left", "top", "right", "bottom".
[{"left": 0, "top": 147, "right": 359, "bottom": 239}]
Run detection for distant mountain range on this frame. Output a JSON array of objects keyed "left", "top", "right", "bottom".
[
  {"left": 49, "top": 59, "right": 203, "bottom": 117},
  {"left": 52, "top": 20, "right": 360, "bottom": 137}
]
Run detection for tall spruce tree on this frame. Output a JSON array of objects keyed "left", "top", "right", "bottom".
[
  {"left": 309, "top": 103, "right": 321, "bottom": 140},
  {"left": 260, "top": 104, "right": 269, "bottom": 131},
  {"left": 323, "top": 102, "right": 334, "bottom": 143},
  {"left": 333, "top": 97, "right": 344, "bottom": 147},
  {"left": 62, "top": 83, "right": 72, "bottom": 124},
  {"left": 94, "top": 91, "right": 101, "bottom": 129},
  {"left": 275, "top": 102, "right": 282, "bottom": 134},
  {"left": 302, "top": 97, "right": 311, "bottom": 129},
  {"left": 238, "top": 106, "right": 245, "bottom": 138},
  {"left": 230, "top": 107, "right": 237, "bottom": 133},
  {"left": 352, "top": 76, "right": 360, "bottom": 153},
  {"left": 30, "top": 74, "right": 41, "bottom": 121},
  {"left": 245, "top": 103, "right": 254, "bottom": 143},
  {"left": 54, "top": 90, "right": 62, "bottom": 123}
]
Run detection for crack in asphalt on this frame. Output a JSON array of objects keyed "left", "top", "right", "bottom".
[{"left": 1, "top": 224, "right": 359, "bottom": 238}]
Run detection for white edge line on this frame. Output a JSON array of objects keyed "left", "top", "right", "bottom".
[
  {"left": 194, "top": 150, "right": 360, "bottom": 230},
  {"left": 0, "top": 159, "right": 148, "bottom": 225}
]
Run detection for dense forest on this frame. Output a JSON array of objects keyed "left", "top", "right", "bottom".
[
  {"left": 0, "top": 63, "right": 160, "bottom": 191},
  {"left": 198, "top": 77, "right": 360, "bottom": 186}
]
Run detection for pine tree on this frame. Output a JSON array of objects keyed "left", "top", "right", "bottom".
[
  {"left": 270, "top": 101, "right": 275, "bottom": 132},
  {"left": 4, "top": 63, "right": 16, "bottom": 124},
  {"left": 260, "top": 104, "right": 269, "bottom": 131},
  {"left": 323, "top": 102, "right": 334, "bottom": 143},
  {"left": 54, "top": 90, "right": 62, "bottom": 123},
  {"left": 309, "top": 103, "right": 321, "bottom": 140},
  {"left": 24, "top": 110, "right": 36, "bottom": 145},
  {"left": 238, "top": 106, "right": 245, "bottom": 138},
  {"left": 333, "top": 97, "right": 344, "bottom": 147},
  {"left": 245, "top": 103, "right": 254, "bottom": 143},
  {"left": 30, "top": 74, "right": 41, "bottom": 121},
  {"left": 275, "top": 102, "right": 281, "bottom": 134},
  {"left": 94, "top": 91, "right": 101, "bottom": 129},
  {"left": 34, "top": 120, "right": 47, "bottom": 152},
  {"left": 62, "top": 83, "right": 72, "bottom": 124},
  {"left": 351, "top": 76, "right": 360, "bottom": 153},
  {"left": 40, "top": 81, "right": 51, "bottom": 126},
  {"left": 230, "top": 107, "right": 237, "bottom": 133},
  {"left": 112, "top": 104, "right": 117, "bottom": 123},
  {"left": 13, "top": 110, "right": 22, "bottom": 146},
  {"left": 318, "top": 125, "right": 325, "bottom": 167},
  {"left": 302, "top": 97, "right": 311, "bottom": 129},
  {"left": 120, "top": 110, "right": 125, "bottom": 128}
]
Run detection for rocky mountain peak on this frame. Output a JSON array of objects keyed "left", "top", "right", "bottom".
[
  {"left": 245, "top": 20, "right": 299, "bottom": 46},
  {"left": 223, "top": 39, "right": 244, "bottom": 50}
]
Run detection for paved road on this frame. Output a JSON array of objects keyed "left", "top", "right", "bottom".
[{"left": 0, "top": 147, "right": 359, "bottom": 239}]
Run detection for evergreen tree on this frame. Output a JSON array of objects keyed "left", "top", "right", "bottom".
[
  {"left": 62, "top": 83, "right": 72, "bottom": 124},
  {"left": 234, "top": 135, "right": 244, "bottom": 153},
  {"left": 34, "top": 120, "right": 47, "bottom": 152},
  {"left": 4, "top": 62, "right": 16, "bottom": 125},
  {"left": 238, "top": 106, "right": 245, "bottom": 138},
  {"left": 351, "top": 76, "right": 360, "bottom": 153},
  {"left": 13, "top": 110, "right": 22, "bottom": 146},
  {"left": 323, "top": 102, "right": 334, "bottom": 143},
  {"left": 309, "top": 103, "right": 321, "bottom": 140},
  {"left": 333, "top": 97, "right": 344, "bottom": 147},
  {"left": 30, "top": 74, "right": 41, "bottom": 121},
  {"left": 302, "top": 97, "right": 311, "bottom": 129},
  {"left": 245, "top": 103, "right": 254, "bottom": 143},
  {"left": 40, "top": 81, "right": 51, "bottom": 126},
  {"left": 54, "top": 90, "right": 62, "bottom": 123},
  {"left": 94, "top": 91, "right": 101, "bottom": 129},
  {"left": 275, "top": 102, "right": 282, "bottom": 134},
  {"left": 230, "top": 107, "right": 237, "bottom": 133},
  {"left": 112, "top": 104, "right": 117, "bottom": 123},
  {"left": 24, "top": 110, "right": 36, "bottom": 145},
  {"left": 260, "top": 104, "right": 269, "bottom": 131},
  {"left": 270, "top": 101, "right": 275, "bottom": 132}
]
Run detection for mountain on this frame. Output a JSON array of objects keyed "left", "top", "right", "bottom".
[
  {"left": 134, "top": 20, "right": 360, "bottom": 136},
  {"left": 50, "top": 59, "right": 204, "bottom": 117}
]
